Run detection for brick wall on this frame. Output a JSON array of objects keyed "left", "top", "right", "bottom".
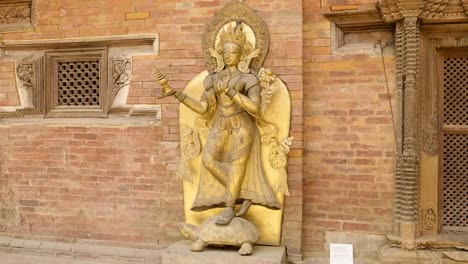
[
  {"left": 0, "top": 124, "right": 183, "bottom": 245},
  {"left": 0, "top": 0, "right": 399, "bottom": 259},
  {"left": 303, "top": 0, "right": 396, "bottom": 255},
  {"left": 0, "top": 0, "right": 304, "bottom": 256},
  {"left": 0, "top": 61, "right": 19, "bottom": 106}
]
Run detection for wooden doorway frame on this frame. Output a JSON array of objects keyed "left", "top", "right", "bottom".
[{"left": 420, "top": 25, "right": 468, "bottom": 238}]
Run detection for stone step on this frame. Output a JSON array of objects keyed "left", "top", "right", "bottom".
[{"left": 162, "top": 240, "right": 286, "bottom": 264}]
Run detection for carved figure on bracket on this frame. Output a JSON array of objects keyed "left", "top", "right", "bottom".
[
  {"left": 16, "top": 63, "right": 33, "bottom": 91},
  {"left": 112, "top": 58, "right": 132, "bottom": 95},
  {"left": 155, "top": 0, "right": 291, "bottom": 255},
  {"left": 110, "top": 56, "right": 132, "bottom": 107},
  {"left": 15, "top": 57, "right": 39, "bottom": 110}
]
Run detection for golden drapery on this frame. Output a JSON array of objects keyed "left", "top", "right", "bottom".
[{"left": 180, "top": 71, "right": 290, "bottom": 245}]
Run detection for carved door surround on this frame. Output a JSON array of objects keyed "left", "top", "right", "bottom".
[
  {"left": 326, "top": 0, "right": 468, "bottom": 252},
  {"left": 377, "top": 0, "right": 468, "bottom": 249}
]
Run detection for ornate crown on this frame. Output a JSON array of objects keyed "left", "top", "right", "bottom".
[{"left": 215, "top": 21, "right": 249, "bottom": 54}]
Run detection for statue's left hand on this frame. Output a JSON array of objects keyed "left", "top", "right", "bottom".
[{"left": 215, "top": 71, "right": 230, "bottom": 92}]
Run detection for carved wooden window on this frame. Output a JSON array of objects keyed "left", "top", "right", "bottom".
[
  {"left": 45, "top": 49, "right": 109, "bottom": 117},
  {"left": 438, "top": 50, "right": 468, "bottom": 231}
]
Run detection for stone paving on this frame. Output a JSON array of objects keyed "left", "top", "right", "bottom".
[
  {"left": 0, "top": 236, "right": 160, "bottom": 264},
  {"left": 0, "top": 252, "right": 113, "bottom": 264}
]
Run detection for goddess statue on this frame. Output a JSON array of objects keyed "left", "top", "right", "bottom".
[
  {"left": 156, "top": 2, "right": 292, "bottom": 251},
  {"left": 158, "top": 22, "right": 280, "bottom": 225}
]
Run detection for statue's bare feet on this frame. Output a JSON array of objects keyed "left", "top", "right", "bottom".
[
  {"left": 238, "top": 242, "right": 253, "bottom": 255},
  {"left": 216, "top": 207, "right": 235, "bottom": 225},
  {"left": 235, "top": 200, "right": 252, "bottom": 217},
  {"left": 191, "top": 239, "right": 205, "bottom": 252}
]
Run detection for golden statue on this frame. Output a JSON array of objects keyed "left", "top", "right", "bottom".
[
  {"left": 159, "top": 22, "right": 281, "bottom": 224},
  {"left": 156, "top": 0, "right": 291, "bottom": 254}
]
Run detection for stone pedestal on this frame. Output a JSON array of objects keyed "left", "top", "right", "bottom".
[{"left": 162, "top": 240, "right": 286, "bottom": 264}]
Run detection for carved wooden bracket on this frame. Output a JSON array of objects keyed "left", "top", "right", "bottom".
[
  {"left": 378, "top": 0, "right": 468, "bottom": 23},
  {"left": 323, "top": 5, "right": 391, "bottom": 32}
]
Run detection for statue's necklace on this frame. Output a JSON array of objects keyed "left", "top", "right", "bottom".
[{"left": 229, "top": 71, "right": 242, "bottom": 80}]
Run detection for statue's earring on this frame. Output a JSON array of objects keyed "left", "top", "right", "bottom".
[
  {"left": 237, "top": 49, "right": 260, "bottom": 73},
  {"left": 237, "top": 60, "right": 249, "bottom": 73}
]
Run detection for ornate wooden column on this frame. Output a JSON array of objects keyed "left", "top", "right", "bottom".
[
  {"left": 395, "top": 15, "right": 421, "bottom": 250},
  {"left": 377, "top": 1, "right": 424, "bottom": 248}
]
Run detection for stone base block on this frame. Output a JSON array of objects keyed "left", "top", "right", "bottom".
[
  {"left": 162, "top": 240, "right": 286, "bottom": 264},
  {"left": 379, "top": 245, "right": 443, "bottom": 264}
]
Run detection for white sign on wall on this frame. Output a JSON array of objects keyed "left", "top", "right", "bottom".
[{"left": 330, "top": 243, "right": 353, "bottom": 264}]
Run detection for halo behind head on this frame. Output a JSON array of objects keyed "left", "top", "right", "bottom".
[{"left": 202, "top": 0, "right": 269, "bottom": 74}]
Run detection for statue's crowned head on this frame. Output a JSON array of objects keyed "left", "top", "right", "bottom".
[
  {"left": 211, "top": 20, "right": 259, "bottom": 73},
  {"left": 216, "top": 21, "right": 249, "bottom": 55}
]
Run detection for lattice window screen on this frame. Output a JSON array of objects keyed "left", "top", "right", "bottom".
[
  {"left": 441, "top": 55, "right": 468, "bottom": 231},
  {"left": 57, "top": 61, "right": 100, "bottom": 106},
  {"left": 442, "top": 134, "right": 468, "bottom": 229},
  {"left": 443, "top": 57, "right": 468, "bottom": 126}
]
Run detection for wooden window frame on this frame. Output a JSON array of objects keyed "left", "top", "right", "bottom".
[{"left": 45, "top": 48, "right": 109, "bottom": 118}]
